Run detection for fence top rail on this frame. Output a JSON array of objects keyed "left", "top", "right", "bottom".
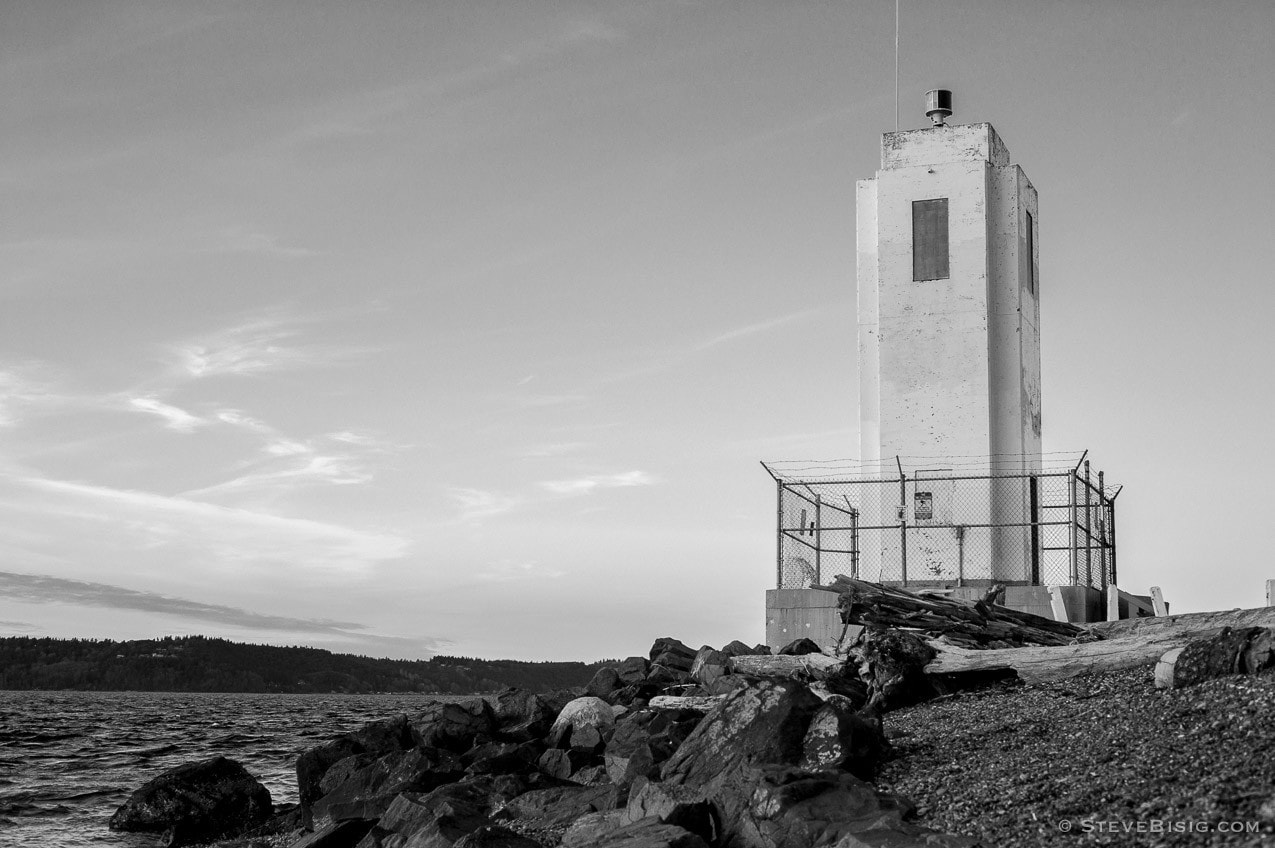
[{"left": 763, "top": 452, "right": 1117, "bottom": 488}]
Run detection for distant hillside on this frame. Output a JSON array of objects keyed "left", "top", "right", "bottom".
[{"left": 0, "top": 636, "right": 613, "bottom": 694}]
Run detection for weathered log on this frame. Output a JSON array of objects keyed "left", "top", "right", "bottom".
[
  {"left": 1152, "top": 627, "right": 1275, "bottom": 689},
  {"left": 727, "top": 653, "right": 845, "bottom": 680},
  {"left": 820, "top": 576, "right": 1091, "bottom": 648},
  {"left": 647, "top": 695, "right": 724, "bottom": 712},
  {"left": 926, "top": 614, "right": 1275, "bottom": 684},
  {"left": 1090, "top": 606, "right": 1275, "bottom": 640}
]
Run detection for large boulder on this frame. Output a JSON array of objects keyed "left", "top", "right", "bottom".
[
  {"left": 492, "top": 688, "right": 556, "bottom": 742},
  {"left": 659, "top": 680, "right": 823, "bottom": 789},
  {"left": 452, "top": 824, "right": 543, "bottom": 847},
  {"left": 777, "top": 638, "right": 822, "bottom": 657},
  {"left": 649, "top": 637, "right": 697, "bottom": 673},
  {"left": 499, "top": 784, "right": 620, "bottom": 828},
  {"left": 587, "top": 666, "right": 624, "bottom": 701},
  {"left": 411, "top": 698, "right": 496, "bottom": 753},
  {"left": 108, "top": 756, "right": 272, "bottom": 847},
  {"left": 297, "top": 715, "right": 413, "bottom": 807},
  {"left": 368, "top": 779, "right": 500, "bottom": 848},
  {"left": 605, "top": 709, "right": 702, "bottom": 792},
  {"left": 689, "top": 648, "right": 729, "bottom": 688},
  {"left": 615, "top": 656, "right": 651, "bottom": 685},
  {"left": 548, "top": 696, "right": 616, "bottom": 749},
  {"left": 312, "top": 747, "right": 464, "bottom": 823}
]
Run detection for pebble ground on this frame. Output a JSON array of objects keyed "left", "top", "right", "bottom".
[{"left": 876, "top": 668, "right": 1275, "bottom": 847}]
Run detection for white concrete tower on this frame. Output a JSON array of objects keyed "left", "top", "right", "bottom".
[{"left": 856, "top": 95, "right": 1042, "bottom": 581}]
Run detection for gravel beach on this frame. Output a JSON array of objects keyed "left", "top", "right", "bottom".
[{"left": 877, "top": 668, "right": 1275, "bottom": 847}]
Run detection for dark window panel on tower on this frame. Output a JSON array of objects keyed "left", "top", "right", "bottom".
[{"left": 912, "top": 198, "right": 949, "bottom": 281}]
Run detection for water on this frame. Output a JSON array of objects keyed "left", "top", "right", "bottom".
[{"left": 0, "top": 690, "right": 456, "bottom": 848}]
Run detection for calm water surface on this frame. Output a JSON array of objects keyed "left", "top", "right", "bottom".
[{"left": 0, "top": 690, "right": 454, "bottom": 848}]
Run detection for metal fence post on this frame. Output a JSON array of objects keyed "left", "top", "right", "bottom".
[
  {"left": 1068, "top": 471, "right": 1079, "bottom": 586},
  {"left": 897, "top": 457, "right": 908, "bottom": 586},
  {"left": 1029, "top": 474, "right": 1041, "bottom": 585},
  {"left": 814, "top": 494, "right": 822, "bottom": 586},
  {"left": 1084, "top": 460, "right": 1093, "bottom": 589},
  {"left": 775, "top": 479, "right": 784, "bottom": 589}
]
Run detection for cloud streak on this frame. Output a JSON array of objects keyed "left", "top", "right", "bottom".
[
  {"left": 0, "top": 571, "right": 446, "bottom": 652},
  {"left": 540, "top": 470, "right": 656, "bottom": 495},
  {"left": 129, "top": 397, "right": 205, "bottom": 432}
]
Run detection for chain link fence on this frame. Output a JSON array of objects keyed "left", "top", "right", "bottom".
[{"left": 764, "top": 453, "right": 1119, "bottom": 591}]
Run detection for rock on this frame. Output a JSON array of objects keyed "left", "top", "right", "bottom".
[
  {"left": 560, "top": 810, "right": 627, "bottom": 847},
  {"left": 621, "top": 780, "right": 717, "bottom": 844},
  {"left": 313, "top": 747, "right": 465, "bottom": 823},
  {"left": 463, "top": 741, "right": 542, "bottom": 776},
  {"left": 499, "top": 784, "right": 619, "bottom": 827},
  {"left": 644, "top": 663, "right": 690, "bottom": 687},
  {"left": 660, "top": 680, "right": 823, "bottom": 789},
  {"left": 493, "top": 689, "right": 556, "bottom": 742},
  {"left": 108, "top": 756, "right": 272, "bottom": 847},
  {"left": 704, "top": 675, "right": 749, "bottom": 697},
  {"left": 751, "top": 644, "right": 773, "bottom": 655},
  {"left": 548, "top": 696, "right": 616, "bottom": 749},
  {"left": 648, "top": 637, "right": 696, "bottom": 672},
  {"left": 689, "top": 647, "right": 729, "bottom": 688},
  {"left": 798, "top": 695, "right": 883, "bottom": 780},
  {"left": 371, "top": 780, "right": 495, "bottom": 847},
  {"left": 290, "top": 818, "right": 375, "bottom": 848},
  {"left": 611, "top": 681, "right": 663, "bottom": 709},
  {"left": 537, "top": 748, "right": 574, "bottom": 780},
  {"left": 720, "top": 640, "right": 757, "bottom": 657},
  {"left": 777, "top": 638, "right": 823, "bottom": 657},
  {"left": 615, "top": 656, "right": 651, "bottom": 684},
  {"left": 411, "top": 698, "right": 496, "bottom": 753},
  {"left": 297, "top": 716, "right": 413, "bottom": 807},
  {"left": 452, "top": 824, "right": 543, "bottom": 847},
  {"left": 568, "top": 722, "right": 606, "bottom": 753},
  {"left": 588, "top": 666, "right": 624, "bottom": 701},
  {"left": 604, "top": 709, "right": 701, "bottom": 793},
  {"left": 570, "top": 764, "right": 610, "bottom": 785},
  {"left": 570, "top": 818, "right": 710, "bottom": 848}
]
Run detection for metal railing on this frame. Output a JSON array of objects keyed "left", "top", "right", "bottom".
[{"left": 763, "top": 452, "right": 1120, "bottom": 590}]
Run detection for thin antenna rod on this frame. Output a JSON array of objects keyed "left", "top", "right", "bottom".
[{"left": 894, "top": 0, "right": 900, "bottom": 130}]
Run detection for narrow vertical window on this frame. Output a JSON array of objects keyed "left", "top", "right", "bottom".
[
  {"left": 912, "top": 198, "right": 949, "bottom": 281},
  {"left": 1025, "top": 210, "right": 1036, "bottom": 294}
]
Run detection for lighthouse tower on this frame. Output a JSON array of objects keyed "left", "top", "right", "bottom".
[{"left": 856, "top": 92, "right": 1042, "bottom": 581}]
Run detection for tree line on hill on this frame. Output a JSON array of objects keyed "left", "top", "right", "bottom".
[{"left": 0, "top": 636, "right": 614, "bottom": 694}]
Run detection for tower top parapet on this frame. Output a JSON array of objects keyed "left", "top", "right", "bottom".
[{"left": 880, "top": 122, "right": 1010, "bottom": 170}]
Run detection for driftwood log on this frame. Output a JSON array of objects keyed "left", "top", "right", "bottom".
[
  {"left": 727, "top": 652, "right": 845, "bottom": 680},
  {"left": 820, "top": 576, "right": 1093, "bottom": 648},
  {"left": 926, "top": 608, "right": 1275, "bottom": 684}
]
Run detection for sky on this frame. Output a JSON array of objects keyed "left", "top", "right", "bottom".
[{"left": 3, "top": 1, "right": 1273, "bottom": 661}]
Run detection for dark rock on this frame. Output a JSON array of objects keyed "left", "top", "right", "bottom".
[
  {"left": 313, "top": 747, "right": 464, "bottom": 823},
  {"left": 411, "top": 699, "right": 496, "bottom": 753},
  {"left": 569, "top": 723, "right": 605, "bottom": 753},
  {"left": 570, "top": 764, "right": 611, "bottom": 785},
  {"left": 777, "top": 638, "right": 822, "bottom": 657},
  {"left": 568, "top": 817, "right": 710, "bottom": 848},
  {"left": 536, "top": 748, "right": 575, "bottom": 780},
  {"left": 645, "top": 663, "right": 691, "bottom": 687},
  {"left": 751, "top": 644, "right": 773, "bottom": 655},
  {"left": 611, "top": 681, "right": 663, "bottom": 708},
  {"left": 463, "top": 741, "right": 541, "bottom": 776},
  {"left": 689, "top": 648, "right": 729, "bottom": 688},
  {"left": 500, "top": 784, "right": 620, "bottom": 827},
  {"left": 588, "top": 666, "right": 624, "bottom": 701},
  {"left": 720, "top": 640, "right": 758, "bottom": 657},
  {"left": 560, "top": 810, "right": 628, "bottom": 847},
  {"left": 371, "top": 780, "right": 495, "bottom": 847},
  {"left": 290, "top": 818, "right": 375, "bottom": 848},
  {"left": 548, "top": 696, "right": 615, "bottom": 749},
  {"left": 492, "top": 689, "right": 555, "bottom": 743},
  {"left": 452, "top": 824, "right": 543, "bottom": 847},
  {"left": 605, "top": 709, "right": 701, "bottom": 793},
  {"left": 108, "top": 756, "right": 272, "bottom": 847},
  {"left": 615, "top": 656, "right": 650, "bottom": 684},
  {"left": 648, "top": 638, "right": 696, "bottom": 672},
  {"left": 660, "top": 680, "right": 823, "bottom": 789},
  {"left": 799, "top": 695, "right": 884, "bottom": 780},
  {"left": 297, "top": 716, "right": 412, "bottom": 807},
  {"left": 622, "top": 780, "right": 717, "bottom": 844},
  {"left": 704, "top": 674, "right": 749, "bottom": 697}
]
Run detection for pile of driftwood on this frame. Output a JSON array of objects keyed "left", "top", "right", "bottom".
[{"left": 819, "top": 576, "right": 1094, "bottom": 649}]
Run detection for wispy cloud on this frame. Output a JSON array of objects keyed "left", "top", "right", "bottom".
[
  {"left": 129, "top": 397, "right": 205, "bottom": 432},
  {"left": 0, "top": 619, "right": 39, "bottom": 633},
  {"left": 693, "top": 308, "right": 822, "bottom": 352},
  {"left": 475, "top": 559, "right": 565, "bottom": 583},
  {"left": 448, "top": 487, "right": 522, "bottom": 522},
  {"left": 518, "top": 442, "right": 591, "bottom": 458},
  {"left": 9, "top": 475, "right": 409, "bottom": 570},
  {"left": 169, "top": 314, "right": 375, "bottom": 380},
  {"left": 540, "top": 470, "right": 656, "bottom": 495},
  {"left": 202, "top": 229, "right": 317, "bottom": 259},
  {"left": 0, "top": 571, "right": 445, "bottom": 652}
]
